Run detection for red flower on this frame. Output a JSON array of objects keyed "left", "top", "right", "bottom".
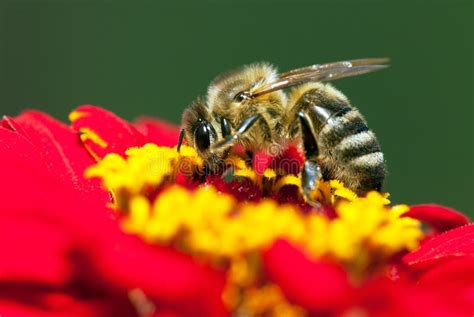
[
  {"left": 263, "top": 205, "right": 473, "bottom": 316},
  {"left": 264, "top": 225, "right": 474, "bottom": 317},
  {"left": 0, "top": 109, "right": 226, "bottom": 317},
  {"left": 1, "top": 105, "right": 472, "bottom": 317}
]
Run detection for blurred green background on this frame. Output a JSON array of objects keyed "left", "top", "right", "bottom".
[{"left": 1, "top": 0, "right": 472, "bottom": 216}]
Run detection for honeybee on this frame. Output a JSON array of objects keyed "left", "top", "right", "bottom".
[{"left": 178, "top": 58, "right": 388, "bottom": 205}]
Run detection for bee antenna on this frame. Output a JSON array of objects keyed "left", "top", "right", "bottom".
[{"left": 177, "top": 129, "right": 185, "bottom": 152}]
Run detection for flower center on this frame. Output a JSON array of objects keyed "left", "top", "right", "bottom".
[{"left": 86, "top": 143, "right": 424, "bottom": 316}]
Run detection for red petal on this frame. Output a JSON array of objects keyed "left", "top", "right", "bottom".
[
  {"left": 2, "top": 114, "right": 29, "bottom": 135},
  {"left": 414, "top": 257, "right": 474, "bottom": 316},
  {"left": 0, "top": 168, "right": 136, "bottom": 317},
  {"left": 0, "top": 301, "right": 72, "bottom": 317},
  {"left": 151, "top": 312, "right": 181, "bottom": 317},
  {"left": 252, "top": 145, "right": 304, "bottom": 176},
  {"left": 418, "top": 256, "right": 474, "bottom": 287},
  {"left": 403, "top": 204, "right": 470, "bottom": 233},
  {"left": 2, "top": 109, "right": 227, "bottom": 316},
  {"left": 0, "top": 125, "right": 107, "bottom": 212},
  {"left": 417, "top": 256, "right": 474, "bottom": 314},
  {"left": 70, "top": 105, "right": 148, "bottom": 159},
  {"left": 0, "top": 143, "right": 96, "bottom": 286},
  {"left": 403, "top": 224, "right": 474, "bottom": 269},
  {"left": 263, "top": 239, "right": 350, "bottom": 311},
  {"left": 134, "top": 116, "right": 181, "bottom": 147},
  {"left": 95, "top": 236, "right": 228, "bottom": 317},
  {"left": 346, "top": 278, "right": 471, "bottom": 317},
  {"left": 252, "top": 151, "right": 273, "bottom": 175},
  {"left": 41, "top": 287, "right": 137, "bottom": 317},
  {"left": 0, "top": 151, "right": 227, "bottom": 317},
  {"left": 270, "top": 145, "right": 303, "bottom": 175},
  {"left": 0, "top": 294, "right": 136, "bottom": 317},
  {"left": 0, "top": 126, "right": 46, "bottom": 172},
  {"left": 0, "top": 218, "right": 73, "bottom": 286},
  {"left": 2, "top": 111, "right": 108, "bottom": 204}
]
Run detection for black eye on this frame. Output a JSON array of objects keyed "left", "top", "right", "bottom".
[
  {"left": 194, "top": 123, "right": 211, "bottom": 152},
  {"left": 234, "top": 91, "right": 252, "bottom": 102},
  {"left": 221, "top": 117, "right": 231, "bottom": 137}
]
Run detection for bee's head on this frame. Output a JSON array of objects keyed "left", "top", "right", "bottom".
[{"left": 181, "top": 98, "right": 228, "bottom": 173}]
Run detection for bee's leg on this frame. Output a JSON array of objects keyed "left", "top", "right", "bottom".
[
  {"left": 297, "top": 111, "right": 322, "bottom": 207},
  {"left": 245, "top": 150, "right": 254, "bottom": 165},
  {"left": 211, "top": 114, "right": 261, "bottom": 150}
]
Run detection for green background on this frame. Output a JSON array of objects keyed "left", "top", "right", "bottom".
[{"left": 1, "top": 0, "right": 472, "bottom": 216}]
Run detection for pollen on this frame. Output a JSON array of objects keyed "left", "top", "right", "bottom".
[
  {"left": 68, "top": 110, "right": 88, "bottom": 122},
  {"left": 87, "top": 143, "right": 423, "bottom": 264},
  {"left": 263, "top": 168, "right": 277, "bottom": 179},
  {"left": 233, "top": 284, "right": 307, "bottom": 317},
  {"left": 86, "top": 143, "right": 425, "bottom": 315},
  {"left": 274, "top": 174, "right": 301, "bottom": 192},
  {"left": 78, "top": 127, "right": 108, "bottom": 148},
  {"left": 85, "top": 143, "right": 202, "bottom": 197}
]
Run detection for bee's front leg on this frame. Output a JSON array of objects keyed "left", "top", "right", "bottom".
[
  {"left": 297, "top": 111, "right": 322, "bottom": 208},
  {"left": 211, "top": 114, "right": 261, "bottom": 150}
]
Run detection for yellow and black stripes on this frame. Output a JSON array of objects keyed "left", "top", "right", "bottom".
[{"left": 290, "top": 85, "right": 385, "bottom": 196}]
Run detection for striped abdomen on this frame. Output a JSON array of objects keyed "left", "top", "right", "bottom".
[{"left": 317, "top": 108, "right": 385, "bottom": 195}]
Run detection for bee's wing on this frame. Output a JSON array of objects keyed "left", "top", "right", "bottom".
[
  {"left": 251, "top": 58, "right": 389, "bottom": 98},
  {"left": 278, "top": 58, "right": 389, "bottom": 78}
]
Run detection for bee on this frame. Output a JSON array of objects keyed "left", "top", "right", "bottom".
[{"left": 178, "top": 58, "right": 388, "bottom": 205}]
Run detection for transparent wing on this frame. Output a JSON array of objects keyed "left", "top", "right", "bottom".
[
  {"left": 278, "top": 58, "right": 389, "bottom": 78},
  {"left": 250, "top": 58, "right": 389, "bottom": 98}
]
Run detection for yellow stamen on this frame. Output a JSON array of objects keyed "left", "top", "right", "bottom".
[
  {"left": 329, "top": 180, "right": 359, "bottom": 202},
  {"left": 79, "top": 127, "right": 108, "bottom": 148},
  {"left": 274, "top": 174, "right": 301, "bottom": 192},
  {"left": 82, "top": 142, "right": 102, "bottom": 162},
  {"left": 122, "top": 195, "right": 151, "bottom": 233},
  {"left": 225, "top": 155, "right": 247, "bottom": 170},
  {"left": 118, "top": 184, "right": 422, "bottom": 270},
  {"left": 263, "top": 168, "right": 277, "bottom": 179},
  {"left": 239, "top": 284, "right": 307, "bottom": 317},
  {"left": 68, "top": 110, "right": 88, "bottom": 122},
  {"left": 86, "top": 143, "right": 201, "bottom": 196},
  {"left": 87, "top": 143, "right": 425, "bottom": 315},
  {"left": 234, "top": 167, "right": 258, "bottom": 183},
  {"left": 87, "top": 144, "right": 422, "bottom": 265}
]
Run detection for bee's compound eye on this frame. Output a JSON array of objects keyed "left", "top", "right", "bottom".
[
  {"left": 194, "top": 123, "right": 211, "bottom": 152},
  {"left": 234, "top": 91, "right": 252, "bottom": 102}
]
